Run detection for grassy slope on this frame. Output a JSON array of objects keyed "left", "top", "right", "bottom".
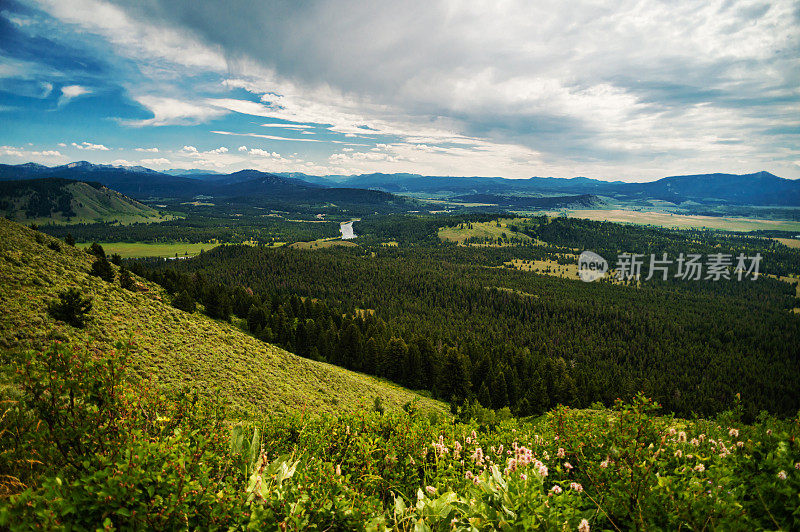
[
  {"left": 1, "top": 181, "right": 172, "bottom": 225},
  {"left": 0, "top": 218, "right": 445, "bottom": 416}
]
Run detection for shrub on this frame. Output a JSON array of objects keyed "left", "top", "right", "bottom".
[
  {"left": 87, "top": 242, "right": 105, "bottom": 258},
  {"left": 89, "top": 256, "right": 115, "bottom": 282},
  {"left": 110, "top": 253, "right": 122, "bottom": 266},
  {"left": 47, "top": 241, "right": 61, "bottom": 252},
  {"left": 47, "top": 288, "right": 92, "bottom": 328},
  {"left": 119, "top": 267, "right": 134, "bottom": 290},
  {"left": 173, "top": 290, "right": 196, "bottom": 312},
  {"left": 64, "top": 233, "right": 75, "bottom": 246}
]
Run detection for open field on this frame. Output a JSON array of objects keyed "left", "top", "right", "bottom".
[
  {"left": 289, "top": 238, "right": 358, "bottom": 250},
  {"left": 561, "top": 209, "right": 800, "bottom": 232},
  {"left": 438, "top": 217, "right": 535, "bottom": 245},
  {"left": 503, "top": 258, "right": 581, "bottom": 280},
  {"left": 85, "top": 241, "right": 260, "bottom": 259},
  {"left": 84, "top": 242, "right": 217, "bottom": 258},
  {"left": 774, "top": 237, "right": 800, "bottom": 249}
]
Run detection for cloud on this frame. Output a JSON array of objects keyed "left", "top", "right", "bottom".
[
  {"left": 0, "top": 145, "right": 64, "bottom": 161},
  {"left": 58, "top": 85, "right": 90, "bottom": 106},
  {"left": 237, "top": 145, "right": 248, "bottom": 152},
  {"left": 111, "top": 159, "right": 134, "bottom": 166},
  {"left": 28, "top": 0, "right": 800, "bottom": 178},
  {"left": 208, "top": 146, "right": 228, "bottom": 154},
  {"left": 181, "top": 145, "right": 198, "bottom": 153},
  {"left": 139, "top": 157, "right": 171, "bottom": 165},
  {"left": 134, "top": 147, "right": 159, "bottom": 152},
  {"left": 211, "top": 130, "right": 323, "bottom": 143},
  {"left": 72, "top": 141, "right": 110, "bottom": 151},
  {"left": 124, "top": 96, "right": 228, "bottom": 127}
]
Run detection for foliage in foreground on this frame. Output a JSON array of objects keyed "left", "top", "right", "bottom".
[{"left": 1, "top": 342, "right": 799, "bottom": 530}]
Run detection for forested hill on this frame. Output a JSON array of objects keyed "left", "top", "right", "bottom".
[
  {"left": 0, "top": 217, "right": 445, "bottom": 415},
  {"left": 0, "top": 178, "right": 166, "bottom": 224}
]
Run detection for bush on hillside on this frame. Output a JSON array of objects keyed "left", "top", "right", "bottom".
[
  {"left": 87, "top": 242, "right": 105, "bottom": 258},
  {"left": 47, "top": 288, "right": 92, "bottom": 328},
  {"left": 119, "top": 267, "right": 134, "bottom": 290},
  {"left": 90, "top": 256, "right": 115, "bottom": 282},
  {"left": 173, "top": 290, "right": 196, "bottom": 313}
]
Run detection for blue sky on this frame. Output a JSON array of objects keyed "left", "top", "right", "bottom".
[{"left": 0, "top": 0, "right": 798, "bottom": 180}]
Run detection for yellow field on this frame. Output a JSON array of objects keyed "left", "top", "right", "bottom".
[
  {"left": 563, "top": 209, "right": 800, "bottom": 232},
  {"left": 774, "top": 238, "right": 800, "bottom": 249}
]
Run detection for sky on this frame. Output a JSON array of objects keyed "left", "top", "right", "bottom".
[{"left": 0, "top": 0, "right": 798, "bottom": 181}]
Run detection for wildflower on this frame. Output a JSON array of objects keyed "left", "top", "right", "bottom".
[
  {"left": 678, "top": 431, "right": 687, "bottom": 443},
  {"left": 778, "top": 471, "right": 787, "bottom": 480},
  {"left": 470, "top": 430, "right": 477, "bottom": 440},
  {"left": 690, "top": 438, "right": 699, "bottom": 446},
  {"left": 694, "top": 464, "right": 705, "bottom": 472},
  {"left": 766, "top": 429, "right": 772, "bottom": 435},
  {"left": 736, "top": 441, "right": 744, "bottom": 448},
  {"left": 728, "top": 428, "right": 739, "bottom": 438},
  {"left": 520, "top": 473, "right": 528, "bottom": 480},
  {"left": 551, "top": 485, "right": 563, "bottom": 494},
  {"left": 564, "top": 461, "right": 573, "bottom": 470},
  {"left": 795, "top": 462, "right": 800, "bottom": 470},
  {"left": 543, "top": 451, "right": 550, "bottom": 460},
  {"left": 669, "top": 428, "right": 677, "bottom": 436},
  {"left": 698, "top": 434, "right": 706, "bottom": 442},
  {"left": 578, "top": 518, "right": 590, "bottom": 532},
  {"left": 465, "top": 471, "right": 474, "bottom": 480},
  {"left": 599, "top": 459, "right": 609, "bottom": 468},
  {"left": 472, "top": 447, "right": 484, "bottom": 465},
  {"left": 425, "top": 486, "right": 437, "bottom": 496},
  {"left": 674, "top": 450, "right": 682, "bottom": 458},
  {"left": 466, "top": 437, "right": 472, "bottom": 444},
  {"left": 557, "top": 447, "right": 566, "bottom": 458},
  {"left": 570, "top": 482, "right": 583, "bottom": 492},
  {"left": 335, "top": 464, "right": 341, "bottom": 476}
]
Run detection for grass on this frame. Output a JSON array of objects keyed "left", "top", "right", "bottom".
[
  {"left": 87, "top": 242, "right": 215, "bottom": 259},
  {"left": 0, "top": 218, "right": 446, "bottom": 417},
  {"left": 561, "top": 209, "right": 800, "bottom": 232},
  {"left": 774, "top": 237, "right": 800, "bottom": 249},
  {"left": 289, "top": 238, "right": 358, "bottom": 250},
  {"left": 438, "top": 218, "right": 534, "bottom": 245}
]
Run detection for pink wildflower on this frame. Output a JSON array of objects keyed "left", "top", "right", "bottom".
[
  {"left": 778, "top": 470, "right": 787, "bottom": 480},
  {"left": 551, "top": 485, "right": 563, "bottom": 494},
  {"left": 564, "top": 461, "right": 573, "bottom": 470},
  {"left": 557, "top": 447, "right": 566, "bottom": 458},
  {"left": 570, "top": 482, "right": 583, "bottom": 492},
  {"left": 578, "top": 518, "right": 590, "bottom": 532},
  {"left": 425, "top": 485, "right": 436, "bottom": 496}
]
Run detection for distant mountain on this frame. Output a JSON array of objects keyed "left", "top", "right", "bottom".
[
  {"left": 0, "top": 163, "right": 416, "bottom": 212},
  {"left": 0, "top": 177, "right": 166, "bottom": 224},
  {"left": 291, "top": 171, "right": 800, "bottom": 206},
  {"left": 162, "top": 169, "right": 223, "bottom": 177},
  {"left": 455, "top": 193, "right": 605, "bottom": 210},
  {"left": 625, "top": 171, "right": 800, "bottom": 206},
  {"left": 2, "top": 163, "right": 797, "bottom": 206}
]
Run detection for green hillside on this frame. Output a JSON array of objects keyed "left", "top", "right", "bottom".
[
  {"left": 0, "top": 217, "right": 445, "bottom": 416},
  {"left": 0, "top": 178, "right": 172, "bottom": 225}
]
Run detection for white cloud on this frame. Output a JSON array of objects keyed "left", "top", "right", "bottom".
[
  {"left": 124, "top": 96, "right": 228, "bottom": 127},
  {"left": 181, "top": 145, "right": 199, "bottom": 153},
  {"left": 139, "top": 157, "right": 171, "bottom": 166},
  {"left": 72, "top": 141, "right": 110, "bottom": 151},
  {"left": 134, "top": 147, "right": 159, "bottom": 153},
  {"left": 112, "top": 159, "right": 134, "bottom": 166},
  {"left": 237, "top": 145, "right": 248, "bottom": 152},
  {"left": 58, "top": 85, "right": 90, "bottom": 106},
  {"left": 208, "top": 146, "right": 228, "bottom": 154},
  {"left": 0, "top": 146, "right": 65, "bottom": 163},
  {"left": 211, "top": 130, "right": 323, "bottom": 143}
]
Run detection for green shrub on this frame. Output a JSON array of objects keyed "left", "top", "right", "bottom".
[
  {"left": 47, "top": 240, "right": 61, "bottom": 252},
  {"left": 64, "top": 233, "right": 75, "bottom": 246},
  {"left": 89, "top": 256, "right": 115, "bottom": 282},
  {"left": 47, "top": 288, "right": 92, "bottom": 328},
  {"left": 173, "top": 290, "right": 196, "bottom": 312},
  {"left": 87, "top": 242, "right": 105, "bottom": 258},
  {"left": 110, "top": 253, "right": 122, "bottom": 266},
  {"left": 119, "top": 267, "right": 134, "bottom": 290}
]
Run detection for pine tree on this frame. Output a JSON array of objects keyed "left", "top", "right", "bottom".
[
  {"left": 173, "top": 290, "right": 196, "bottom": 313},
  {"left": 119, "top": 267, "right": 134, "bottom": 290},
  {"left": 441, "top": 347, "right": 471, "bottom": 404},
  {"left": 90, "top": 256, "right": 115, "bottom": 282},
  {"left": 48, "top": 287, "right": 92, "bottom": 328}
]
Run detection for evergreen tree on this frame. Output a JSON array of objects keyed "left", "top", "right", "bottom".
[
  {"left": 64, "top": 233, "right": 75, "bottom": 246},
  {"left": 90, "top": 256, "right": 115, "bottom": 282},
  {"left": 87, "top": 242, "right": 105, "bottom": 258},
  {"left": 48, "top": 287, "right": 92, "bottom": 328},
  {"left": 119, "top": 267, "right": 135, "bottom": 290},
  {"left": 173, "top": 290, "right": 196, "bottom": 313},
  {"left": 441, "top": 348, "right": 471, "bottom": 404}
]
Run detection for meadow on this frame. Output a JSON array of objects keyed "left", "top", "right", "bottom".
[{"left": 562, "top": 208, "right": 800, "bottom": 232}]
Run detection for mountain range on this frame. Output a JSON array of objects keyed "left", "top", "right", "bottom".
[{"left": 0, "top": 162, "right": 798, "bottom": 207}]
